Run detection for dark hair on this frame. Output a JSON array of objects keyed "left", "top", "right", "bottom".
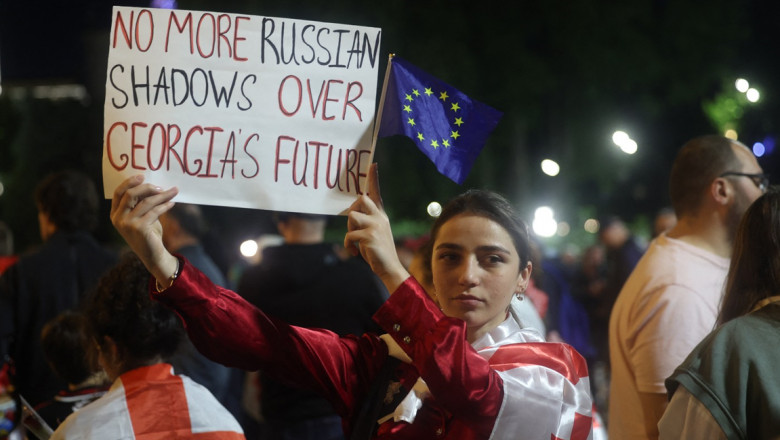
[
  {"left": 41, "top": 310, "right": 97, "bottom": 385},
  {"left": 718, "top": 187, "right": 780, "bottom": 324},
  {"left": 35, "top": 170, "right": 99, "bottom": 232},
  {"left": 669, "top": 135, "right": 740, "bottom": 218},
  {"left": 430, "top": 189, "right": 531, "bottom": 268},
  {"left": 166, "top": 203, "right": 208, "bottom": 238},
  {"left": 86, "top": 253, "right": 183, "bottom": 366}
]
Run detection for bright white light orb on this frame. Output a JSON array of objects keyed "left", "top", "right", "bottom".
[
  {"left": 427, "top": 201, "right": 442, "bottom": 218},
  {"left": 584, "top": 218, "right": 600, "bottom": 234},
  {"left": 535, "top": 206, "right": 554, "bottom": 219},
  {"left": 735, "top": 78, "right": 750, "bottom": 93},
  {"left": 619, "top": 139, "right": 638, "bottom": 154},
  {"left": 746, "top": 88, "right": 760, "bottom": 103},
  {"left": 541, "top": 159, "right": 560, "bottom": 176},
  {"left": 533, "top": 217, "right": 558, "bottom": 237},
  {"left": 725, "top": 129, "right": 738, "bottom": 140},
  {"left": 612, "top": 131, "right": 630, "bottom": 146},
  {"left": 240, "top": 240, "right": 259, "bottom": 258}
]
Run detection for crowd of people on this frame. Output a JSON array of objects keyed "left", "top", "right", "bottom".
[{"left": 0, "top": 133, "right": 776, "bottom": 439}]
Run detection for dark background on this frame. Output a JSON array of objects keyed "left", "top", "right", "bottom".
[{"left": 2, "top": 0, "right": 779, "bottom": 268}]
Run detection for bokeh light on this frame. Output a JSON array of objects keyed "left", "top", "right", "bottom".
[
  {"left": 735, "top": 78, "right": 750, "bottom": 93},
  {"left": 724, "top": 129, "right": 738, "bottom": 140},
  {"left": 612, "top": 130, "right": 638, "bottom": 154},
  {"left": 746, "top": 88, "right": 760, "bottom": 103},
  {"left": 541, "top": 159, "right": 560, "bottom": 176},
  {"left": 584, "top": 218, "right": 600, "bottom": 234},
  {"left": 753, "top": 142, "right": 766, "bottom": 157},
  {"left": 557, "top": 221, "right": 570, "bottom": 237},
  {"left": 240, "top": 239, "right": 259, "bottom": 258},
  {"left": 532, "top": 206, "right": 557, "bottom": 237},
  {"left": 427, "top": 201, "right": 442, "bottom": 217}
]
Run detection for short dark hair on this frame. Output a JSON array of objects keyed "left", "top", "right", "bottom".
[
  {"left": 86, "top": 253, "right": 183, "bottom": 364},
  {"left": 430, "top": 189, "right": 531, "bottom": 269},
  {"left": 35, "top": 170, "right": 99, "bottom": 232},
  {"left": 669, "top": 135, "right": 740, "bottom": 218},
  {"left": 41, "top": 310, "right": 97, "bottom": 385},
  {"left": 719, "top": 186, "right": 780, "bottom": 324},
  {"left": 166, "top": 203, "right": 207, "bottom": 238}
]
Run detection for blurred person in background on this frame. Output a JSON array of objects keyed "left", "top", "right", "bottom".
[
  {"left": 659, "top": 187, "right": 780, "bottom": 439},
  {"left": 0, "top": 170, "right": 117, "bottom": 409},
  {"left": 609, "top": 135, "right": 766, "bottom": 439},
  {"left": 237, "top": 212, "right": 388, "bottom": 440}
]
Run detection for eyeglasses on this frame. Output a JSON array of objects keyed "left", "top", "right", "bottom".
[{"left": 720, "top": 171, "right": 770, "bottom": 193}]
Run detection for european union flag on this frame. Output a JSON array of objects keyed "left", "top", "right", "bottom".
[{"left": 377, "top": 56, "right": 503, "bottom": 184}]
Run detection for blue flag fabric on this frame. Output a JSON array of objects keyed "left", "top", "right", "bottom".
[{"left": 377, "top": 56, "right": 503, "bottom": 184}]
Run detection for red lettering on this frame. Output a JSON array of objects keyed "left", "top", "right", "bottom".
[
  {"left": 356, "top": 150, "right": 370, "bottom": 195},
  {"left": 106, "top": 122, "right": 129, "bottom": 170},
  {"left": 135, "top": 9, "right": 154, "bottom": 52},
  {"left": 345, "top": 149, "right": 358, "bottom": 193},
  {"left": 233, "top": 16, "right": 250, "bottom": 61},
  {"left": 322, "top": 79, "right": 343, "bottom": 120},
  {"left": 199, "top": 127, "right": 223, "bottom": 178},
  {"left": 147, "top": 123, "right": 167, "bottom": 170},
  {"left": 166, "top": 124, "right": 185, "bottom": 171},
  {"left": 196, "top": 13, "right": 216, "bottom": 58},
  {"left": 113, "top": 10, "right": 133, "bottom": 49},
  {"left": 241, "top": 133, "right": 260, "bottom": 178},
  {"left": 292, "top": 138, "right": 308, "bottom": 186},
  {"left": 309, "top": 140, "right": 328, "bottom": 189},
  {"left": 217, "top": 14, "right": 232, "bottom": 58},
  {"left": 130, "top": 122, "right": 149, "bottom": 170},
  {"left": 278, "top": 75, "right": 302, "bottom": 116},
  {"left": 343, "top": 81, "right": 363, "bottom": 121},
  {"left": 306, "top": 79, "right": 325, "bottom": 118},
  {"left": 325, "top": 144, "right": 343, "bottom": 190},
  {"left": 275, "top": 135, "right": 295, "bottom": 182},
  {"left": 183, "top": 126, "right": 204, "bottom": 175},
  {"left": 166, "top": 12, "right": 193, "bottom": 54}
]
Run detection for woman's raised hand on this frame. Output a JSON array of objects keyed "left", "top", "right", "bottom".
[
  {"left": 110, "top": 175, "right": 180, "bottom": 285},
  {"left": 344, "top": 164, "right": 410, "bottom": 293}
]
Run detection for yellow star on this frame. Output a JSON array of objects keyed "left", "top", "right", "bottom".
[
  {"left": 407, "top": 117, "right": 416, "bottom": 126},
  {"left": 451, "top": 102, "right": 460, "bottom": 112},
  {"left": 439, "top": 91, "right": 449, "bottom": 101},
  {"left": 442, "top": 139, "right": 450, "bottom": 148},
  {"left": 451, "top": 130, "right": 460, "bottom": 140},
  {"left": 431, "top": 140, "right": 439, "bottom": 149},
  {"left": 403, "top": 105, "right": 412, "bottom": 113},
  {"left": 424, "top": 87, "right": 433, "bottom": 96},
  {"left": 417, "top": 132, "right": 425, "bottom": 141},
  {"left": 454, "top": 117, "right": 464, "bottom": 126},
  {"left": 413, "top": 89, "right": 420, "bottom": 97},
  {"left": 405, "top": 94, "right": 413, "bottom": 102}
]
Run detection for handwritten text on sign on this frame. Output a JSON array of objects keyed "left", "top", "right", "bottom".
[{"left": 102, "top": 6, "right": 381, "bottom": 214}]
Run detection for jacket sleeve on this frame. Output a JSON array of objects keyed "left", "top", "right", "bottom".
[
  {"left": 373, "top": 277, "right": 503, "bottom": 437},
  {"left": 151, "top": 258, "right": 388, "bottom": 417}
]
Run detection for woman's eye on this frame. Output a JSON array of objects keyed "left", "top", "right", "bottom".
[{"left": 483, "top": 255, "right": 504, "bottom": 265}]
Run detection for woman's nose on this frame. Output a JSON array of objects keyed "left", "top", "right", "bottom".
[{"left": 458, "top": 258, "right": 480, "bottom": 287}]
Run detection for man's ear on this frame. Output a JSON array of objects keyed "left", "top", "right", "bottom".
[{"left": 711, "top": 177, "right": 732, "bottom": 206}]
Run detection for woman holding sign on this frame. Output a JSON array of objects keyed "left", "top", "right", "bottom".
[{"left": 110, "top": 166, "right": 593, "bottom": 440}]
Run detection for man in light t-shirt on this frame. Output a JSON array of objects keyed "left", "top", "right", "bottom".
[{"left": 608, "top": 135, "right": 767, "bottom": 440}]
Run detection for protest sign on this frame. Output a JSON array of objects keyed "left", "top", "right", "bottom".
[{"left": 102, "top": 6, "right": 381, "bottom": 214}]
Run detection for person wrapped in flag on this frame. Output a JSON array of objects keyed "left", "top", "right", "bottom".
[
  {"left": 110, "top": 167, "right": 593, "bottom": 440},
  {"left": 51, "top": 254, "right": 245, "bottom": 440}
]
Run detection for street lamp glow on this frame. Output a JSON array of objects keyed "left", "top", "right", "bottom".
[
  {"left": 541, "top": 159, "right": 560, "bottom": 176},
  {"left": 427, "top": 201, "right": 442, "bottom": 217},
  {"left": 724, "top": 129, "right": 738, "bottom": 140},
  {"left": 735, "top": 78, "right": 750, "bottom": 93},
  {"left": 619, "top": 139, "right": 638, "bottom": 154},
  {"left": 612, "top": 131, "right": 630, "bottom": 146},
  {"left": 746, "top": 88, "right": 760, "bottom": 103},
  {"left": 240, "top": 239, "right": 259, "bottom": 258}
]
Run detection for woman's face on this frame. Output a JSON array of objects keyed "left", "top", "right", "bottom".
[{"left": 431, "top": 214, "right": 531, "bottom": 343}]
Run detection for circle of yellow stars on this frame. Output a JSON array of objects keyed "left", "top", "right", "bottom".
[{"left": 402, "top": 87, "right": 464, "bottom": 149}]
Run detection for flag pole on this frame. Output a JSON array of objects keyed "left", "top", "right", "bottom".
[{"left": 366, "top": 53, "right": 395, "bottom": 167}]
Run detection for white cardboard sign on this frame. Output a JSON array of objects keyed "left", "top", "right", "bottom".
[{"left": 102, "top": 6, "right": 381, "bottom": 214}]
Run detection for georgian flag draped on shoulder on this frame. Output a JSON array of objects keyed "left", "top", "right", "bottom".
[
  {"left": 377, "top": 55, "right": 503, "bottom": 184},
  {"left": 483, "top": 341, "right": 595, "bottom": 440}
]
